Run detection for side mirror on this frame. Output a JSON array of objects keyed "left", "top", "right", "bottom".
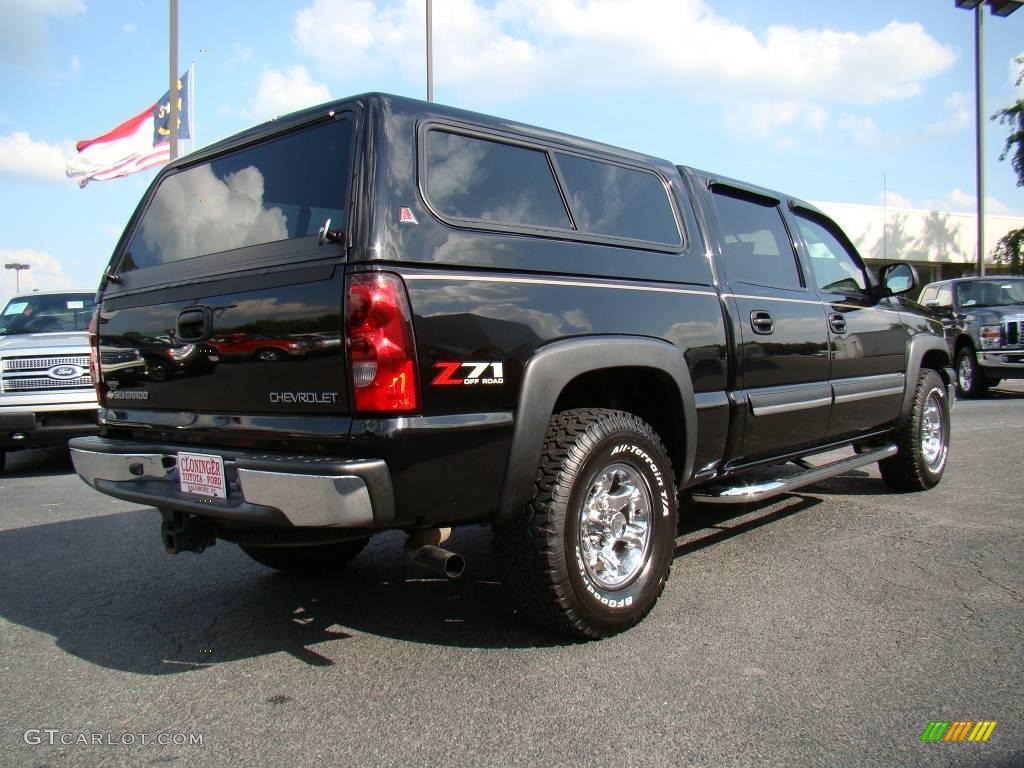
[{"left": 879, "top": 262, "right": 917, "bottom": 296}]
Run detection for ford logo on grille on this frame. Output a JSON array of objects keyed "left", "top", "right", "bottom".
[{"left": 48, "top": 365, "right": 85, "bottom": 380}]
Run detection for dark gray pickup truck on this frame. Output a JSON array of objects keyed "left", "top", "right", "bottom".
[{"left": 919, "top": 276, "right": 1024, "bottom": 397}]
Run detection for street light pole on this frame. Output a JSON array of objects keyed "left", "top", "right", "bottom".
[
  {"left": 4, "top": 263, "right": 31, "bottom": 293},
  {"left": 974, "top": 5, "right": 985, "bottom": 276},
  {"left": 956, "top": 0, "right": 1023, "bottom": 276}
]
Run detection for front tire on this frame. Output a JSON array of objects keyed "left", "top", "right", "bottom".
[
  {"left": 956, "top": 346, "right": 988, "bottom": 398},
  {"left": 240, "top": 538, "right": 369, "bottom": 575},
  {"left": 879, "top": 369, "right": 950, "bottom": 492},
  {"left": 495, "top": 408, "right": 678, "bottom": 639}
]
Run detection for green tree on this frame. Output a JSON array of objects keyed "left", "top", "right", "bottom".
[
  {"left": 992, "top": 54, "right": 1024, "bottom": 274},
  {"left": 993, "top": 227, "right": 1023, "bottom": 274}
]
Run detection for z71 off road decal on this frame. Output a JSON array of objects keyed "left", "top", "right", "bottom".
[{"left": 432, "top": 361, "right": 504, "bottom": 386}]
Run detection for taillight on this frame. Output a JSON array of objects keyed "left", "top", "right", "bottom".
[
  {"left": 345, "top": 272, "right": 419, "bottom": 413},
  {"left": 88, "top": 310, "right": 102, "bottom": 403}
]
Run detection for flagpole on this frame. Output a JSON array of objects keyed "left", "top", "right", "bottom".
[{"left": 169, "top": 0, "right": 179, "bottom": 160}]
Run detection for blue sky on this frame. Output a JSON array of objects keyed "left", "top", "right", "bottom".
[{"left": 0, "top": 0, "right": 1022, "bottom": 304}]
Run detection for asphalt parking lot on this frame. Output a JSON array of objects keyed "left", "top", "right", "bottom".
[{"left": 1, "top": 385, "right": 1022, "bottom": 768}]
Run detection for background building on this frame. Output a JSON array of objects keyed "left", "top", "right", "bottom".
[{"left": 816, "top": 201, "right": 1024, "bottom": 284}]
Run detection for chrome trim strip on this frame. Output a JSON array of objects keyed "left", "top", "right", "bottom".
[
  {"left": 750, "top": 396, "right": 832, "bottom": 416},
  {"left": 833, "top": 386, "right": 905, "bottom": 404},
  {"left": 723, "top": 293, "right": 904, "bottom": 315},
  {"left": 721, "top": 292, "right": 821, "bottom": 306},
  {"left": 404, "top": 273, "right": 717, "bottom": 297}
]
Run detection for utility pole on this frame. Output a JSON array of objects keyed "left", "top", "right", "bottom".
[{"left": 169, "top": 0, "right": 179, "bottom": 160}]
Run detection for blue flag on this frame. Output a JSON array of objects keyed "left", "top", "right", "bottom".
[{"left": 153, "top": 70, "right": 190, "bottom": 145}]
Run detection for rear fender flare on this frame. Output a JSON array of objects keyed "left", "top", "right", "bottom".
[{"left": 495, "top": 336, "right": 697, "bottom": 521}]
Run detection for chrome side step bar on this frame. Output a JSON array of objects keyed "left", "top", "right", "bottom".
[{"left": 691, "top": 444, "right": 897, "bottom": 504}]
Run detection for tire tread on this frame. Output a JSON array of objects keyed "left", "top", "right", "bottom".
[{"left": 494, "top": 408, "right": 675, "bottom": 639}]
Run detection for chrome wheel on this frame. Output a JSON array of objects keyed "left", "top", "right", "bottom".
[
  {"left": 578, "top": 463, "right": 652, "bottom": 590},
  {"left": 920, "top": 392, "right": 946, "bottom": 471},
  {"left": 957, "top": 354, "right": 973, "bottom": 393}
]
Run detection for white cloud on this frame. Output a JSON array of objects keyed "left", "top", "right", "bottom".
[
  {"left": 244, "top": 66, "right": 331, "bottom": 121},
  {"left": 0, "top": 0, "right": 85, "bottom": 72},
  {"left": 291, "top": 0, "right": 955, "bottom": 106},
  {"left": 0, "top": 248, "right": 76, "bottom": 306},
  {"left": 837, "top": 113, "right": 879, "bottom": 146},
  {"left": 924, "top": 91, "right": 971, "bottom": 138},
  {"left": 725, "top": 101, "right": 829, "bottom": 139},
  {"left": 293, "top": 0, "right": 541, "bottom": 100},
  {"left": 70, "top": 53, "right": 80, "bottom": 73},
  {"left": 122, "top": 23, "right": 136, "bottom": 35},
  {"left": 0, "top": 132, "right": 72, "bottom": 183}
]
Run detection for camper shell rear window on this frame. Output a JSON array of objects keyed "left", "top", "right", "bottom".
[{"left": 120, "top": 117, "right": 354, "bottom": 272}]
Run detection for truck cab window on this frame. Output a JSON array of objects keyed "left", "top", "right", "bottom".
[
  {"left": 795, "top": 214, "right": 867, "bottom": 294},
  {"left": 711, "top": 189, "right": 802, "bottom": 290}
]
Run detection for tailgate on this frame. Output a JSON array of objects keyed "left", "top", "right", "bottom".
[{"left": 99, "top": 267, "right": 348, "bottom": 414}]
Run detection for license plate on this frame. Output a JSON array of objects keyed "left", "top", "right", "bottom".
[{"left": 177, "top": 452, "right": 227, "bottom": 499}]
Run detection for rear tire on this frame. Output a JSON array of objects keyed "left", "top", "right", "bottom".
[
  {"left": 879, "top": 369, "right": 950, "bottom": 492},
  {"left": 955, "top": 346, "right": 988, "bottom": 398},
  {"left": 494, "top": 408, "right": 678, "bottom": 639},
  {"left": 240, "top": 538, "right": 369, "bottom": 575}
]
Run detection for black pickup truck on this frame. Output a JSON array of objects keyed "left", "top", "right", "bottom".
[{"left": 71, "top": 93, "right": 953, "bottom": 638}]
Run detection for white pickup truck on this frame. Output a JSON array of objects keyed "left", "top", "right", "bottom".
[{"left": 0, "top": 290, "right": 100, "bottom": 472}]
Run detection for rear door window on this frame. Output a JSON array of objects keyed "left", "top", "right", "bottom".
[
  {"left": 121, "top": 118, "right": 353, "bottom": 270},
  {"left": 711, "top": 188, "right": 803, "bottom": 290},
  {"left": 423, "top": 130, "right": 570, "bottom": 229}
]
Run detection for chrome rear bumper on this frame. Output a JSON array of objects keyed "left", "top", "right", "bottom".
[{"left": 69, "top": 436, "right": 394, "bottom": 528}]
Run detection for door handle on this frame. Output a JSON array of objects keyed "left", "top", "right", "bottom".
[
  {"left": 750, "top": 310, "right": 774, "bottom": 335},
  {"left": 828, "top": 312, "right": 847, "bottom": 334},
  {"left": 176, "top": 305, "right": 213, "bottom": 342}
]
